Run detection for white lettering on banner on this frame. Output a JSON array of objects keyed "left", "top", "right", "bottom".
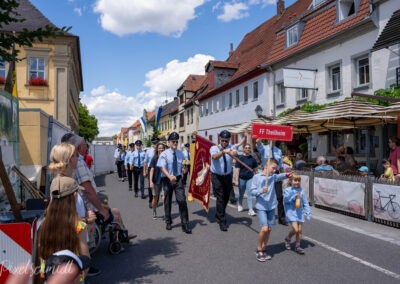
[
  {"left": 265, "top": 129, "right": 286, "bottom": 136},
  {"left": 258, "top": 129, "right": 265, "bottom": 134},
  {"left": 372, "top": 183, "right": 400, "bottom": 222},
  {"left": 314, "top": 178, "right": 365, "bottom": 216}
]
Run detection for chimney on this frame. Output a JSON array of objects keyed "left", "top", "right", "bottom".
[
  {"left": 277, "top": 0, "right": 285, "bottom": 15},
  {"left": 229, "top": 43, "right": 234, "bottom": 56}
]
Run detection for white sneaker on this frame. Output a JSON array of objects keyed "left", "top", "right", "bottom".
[
  {"left": 238, "top": 205, "right": 243, "bottom": 212},
  {"left": 248, "top": 209, "right": 256, "bottom": 216}
]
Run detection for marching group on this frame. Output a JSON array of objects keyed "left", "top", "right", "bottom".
[{"left": 114, "top": 129, "right": 312, "bottom": 263}]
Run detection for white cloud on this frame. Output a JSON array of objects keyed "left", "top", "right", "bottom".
[
  {"left": 93, "top": 0, "right": 206, "bottom": 37},
  {"left": 248, "top": 0, "right": 275, "bottom": 7},
  {"left": 73, "top": 7, "right": 82, "bottom": 16},
  {"left": 82, "top": 54, "right": 214, "bottom": 136},
  {"left": 217, "top": 2, "right": 249, "bottom": 22},
  {"left": 90, "top": 85, "right": 108, "bottom": 96}
]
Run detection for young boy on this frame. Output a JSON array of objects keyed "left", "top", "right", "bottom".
[{"left": 250, "top": 158, "right": 292, "bottom": 262}]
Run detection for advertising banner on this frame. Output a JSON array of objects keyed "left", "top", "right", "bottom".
[
  {"left": 283, "top": 68, "right": 316, "bottom": 89},
  {"left": 372, "top": 183, "right": 400, "bottom": 222},
  {"left": 314, "top": 177, "right": 365, "bottom": 216},
  {"left": 188, "top": 135, "right": 213, "bottom": 211},
  {"left": 251, "top": 123, "right": 293, "bottom": 141}
]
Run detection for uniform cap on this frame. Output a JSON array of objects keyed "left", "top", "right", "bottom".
[
  {"left": 168, "top": 132, "right": 179, "bottom": 141},
  {"left": 129, "top": 143, "right": 135, "bottom": 147},
  {"left": 219, "top": 130, "right": 231, "bottom": 139},
  {"left": 151, "top": 137, "right": 160, "bottom": 144},
  {"left": 135, "top": 140, "right": 143, "bottom": 145}
]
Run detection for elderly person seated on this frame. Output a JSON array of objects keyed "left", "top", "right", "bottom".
[
  {"left": 314, "top": 156, "right": 338, "bottom": 174},
  {"left": 294, "top": 153, "right": 306, "bottom": 170}
]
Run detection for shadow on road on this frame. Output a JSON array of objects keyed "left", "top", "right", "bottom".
[
  {"left": 92, "top": 237, "right": 182, "bottom": 283},
  {"left": 266, "top": 239, "right": 316, "bottom": 257}
]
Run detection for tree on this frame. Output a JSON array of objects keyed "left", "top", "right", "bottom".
[
  {"left": 0, "top": 0, "right": 70, "bottom": 63},
  {"left": 78, "top": 103, "right": 99, "bottom": 142}
]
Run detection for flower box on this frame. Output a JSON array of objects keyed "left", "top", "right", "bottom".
[{"left": 29, "top": 77, "right": 47, "bottom": 86}]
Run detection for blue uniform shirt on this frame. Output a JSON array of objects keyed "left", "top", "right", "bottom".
[
  {"left": 283, "top": 186, "right": 311, "bottom": 222},
  {"left": 145, "top": 147, "right": 156, "bottom": 166},
  {"left": 157, "top": 148, "right": 184, "bottom": 177},
  {"left": 256, "top": 144, "right": 283, "bottom": 169},
  {"left": 250, "top": 172, "right": 288, "bottom": 211},
  {"left": 210, "top": 144, "right": 237, "bottom": 175},
  {"left": 129, "top": 150, "right": 146, "bottom": 167},
  {"left": 124, "top": 150, "right": 134, "bottom": 166}
]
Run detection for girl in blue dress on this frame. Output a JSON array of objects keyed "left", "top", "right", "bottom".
[{"left": 283, "top": 174, "right": 311, "bottom": 254}]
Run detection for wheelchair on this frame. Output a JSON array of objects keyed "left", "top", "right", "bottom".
[{"left": 87, "top": 192, "right": 131, "bottom": 255}]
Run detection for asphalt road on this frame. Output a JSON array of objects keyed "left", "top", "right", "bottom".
[{"left": 89, "top": 173, "right": 400, "bottom": 284}]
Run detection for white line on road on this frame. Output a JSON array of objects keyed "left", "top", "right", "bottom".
[{"left": 303, "top": 236, "right": 400, "bottom": 280}]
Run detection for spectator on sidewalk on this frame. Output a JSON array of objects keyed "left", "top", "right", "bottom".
[{"left": 388, "top": 136, "right": 400, "bottom": 180}]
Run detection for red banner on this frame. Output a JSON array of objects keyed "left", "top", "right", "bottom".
[
  {"left": 251, "top": 123, "right": 293, "bottom": 141},
  {"left": 188, "top": 135, "right": 213, "bottom": 211}
]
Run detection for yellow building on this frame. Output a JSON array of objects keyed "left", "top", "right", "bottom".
[
  {"left": 1, "top": 0, "right": 83, "bottom": 187},
  {"left": 158, "top": 99, "right": 178, "bottom": 141}
]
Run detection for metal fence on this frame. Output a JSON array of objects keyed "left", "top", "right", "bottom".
[{"left": 297, "top": 171, "right": 400, "bottom": 228}]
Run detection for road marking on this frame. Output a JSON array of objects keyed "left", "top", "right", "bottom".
[{"left": 303, "top": 236, "right": 400, "bottom": 280}]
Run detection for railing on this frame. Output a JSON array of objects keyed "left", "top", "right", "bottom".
[{"left": 296, "top": 170, "right": 400, "bottom": 228}]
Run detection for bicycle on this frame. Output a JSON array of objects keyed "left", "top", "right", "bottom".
[{"left": 373, "top": 191, "right": 400, "bottom": 220}]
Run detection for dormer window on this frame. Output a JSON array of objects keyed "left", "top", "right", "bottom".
[
  {"left": 337, "top": 0, "right": 360, "bottom": 22},
  {"left": 312, "top": 0, "right": 327, "bottom": 8},
  {"left": 286, "top": 23, "right": 302, "bottom": 48}
]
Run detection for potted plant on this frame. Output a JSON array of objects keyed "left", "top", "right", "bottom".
[{"left": 29, "top": 77, "right": 47, "bottom": 86}]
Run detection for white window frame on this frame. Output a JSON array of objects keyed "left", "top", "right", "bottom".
[
  {"left": 244, "top": 86, "right": 248, "bottom": 104},
  {"left": 329, "top": 64, "right": 341, "bottom": 93},
  {"left": 221, "top": 94, "right": 226, "bottom": 111},
  {"left": 313, "top": 0, "right": 327, "bottom": 8},
  {"left": 297, "top": 88, "right": 309, "bottom": 102},
  {"left": 228, "top": 92, "right": 233, "bottom": 108},
  {"left": 287, "top": 25, "right": 299, "bottom": 48},
  {"left": 253, "top": 81, "right": 258, "bottom": 100},
  {"left": 356, "top": 56, "right": 370, "bottom": 87},
  {"left": 276, "top": 83, "right": 285, "bottom": 106},
  {"left": 186, "top": 109, "right": 190, "bottom": 125},
  {"left": 190, "top": 108, "right": 193, "bottom": 124},
  {"left": 208, "top": 100, "right": 213, "bottom": 115},
  {"left": 235, "top": 89, "right": 240, "bottom": 107},
  {"left": 337, "top": 0, "right": 360, "bottom": 22}
]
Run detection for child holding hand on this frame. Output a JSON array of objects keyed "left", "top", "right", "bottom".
[
  {"left": 251, "top": 158, "right": 292, "bottom": 262},
  {"left": 283, "top": 174, "right": 311, "bottom": 254}
]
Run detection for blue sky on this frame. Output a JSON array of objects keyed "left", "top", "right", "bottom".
[{"left": 30, "top": 0, "right": 296, "bottom": 136}]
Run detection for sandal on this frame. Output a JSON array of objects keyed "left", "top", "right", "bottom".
[
  {"left": 256, "top": 250, "right": 266, "bottom": 262},
  {"left": 284, "top": 237, "right": 291, "bottom": 250},
  {"left": 295, "top": 246, "right": 305, "bottom": 254},
  {"left": 262, "top": 250, "right": 272, "bottom": 260}
]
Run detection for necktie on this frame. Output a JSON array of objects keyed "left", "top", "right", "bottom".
[
  {"left": 138, "top": 151, "right": 141, "bottom": 167},
  {"left": 188, "top": 151, "right": 190, "bottom": 161},
  {"left": 173, "top": 152, "right": 178, "bottom": 176},
  {"left": 223, "top": 151, "right": 227, "bottom": 173}
]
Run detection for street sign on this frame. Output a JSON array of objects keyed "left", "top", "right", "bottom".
[{"left": 251, "top": 123, "right": 293, "bottom": 141}]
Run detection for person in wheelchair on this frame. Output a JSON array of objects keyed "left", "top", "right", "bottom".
[{"left": 61, "top": 133, "right": 137, "bottom": 244}]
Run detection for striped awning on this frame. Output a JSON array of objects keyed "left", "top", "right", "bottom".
[{"left": 229, "top": 99, "right": 399, "bottom": 134}]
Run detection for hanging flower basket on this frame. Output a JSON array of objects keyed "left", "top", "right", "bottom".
[{"left": 29, "top": 77, "right": 48, "bottom": 86}]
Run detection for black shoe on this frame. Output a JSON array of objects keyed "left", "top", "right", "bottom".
[
  {"left": 166, "top": 223, "right": 172, "bottom": 230},
  {"left": 129, "top": 187, "right": 132, "bottom": 191},
  {"left": 141, "top": 194, "right": 145, "bottom": 199},
  {"left": 279, "top": 220, "right": 288, "bottom": 226},
  {"left": 87, "top": 266, "right": 101, "bottom": 277},
  {"left": 219, "top": 224, "right": 228, "bottom": 232},
  {"left": 135, "top": 192, "right": 138, "bottom": 197},
  {"left": 230, "top": 199, "right": 237, "bottom": 205},
  {"left": 181, "top": 224, "right": 192, "bottom": 234}
]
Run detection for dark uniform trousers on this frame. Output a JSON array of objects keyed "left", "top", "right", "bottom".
[
  {"left": 211, "top": 172, "right": 233, "bottom": 224},
  {"left": 127, "top": 164, "right": 133, "bottom": 188},
  {"left": 133, "top": 167, "right": 144, "bottom": 195},
  {"left": 116, "top": 160, "right": 124, "bottom": 178},
  {"left": 162, "top": 176, "right": 189, "bottom": 225},
  {"left": 275, "top": 180, "right": 285, "bottom": 222}
]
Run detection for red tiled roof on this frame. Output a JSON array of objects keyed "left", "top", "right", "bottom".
[
  {"left": 206, "top": 61, "right": 239, "bottom": 70},
  {"left": 180, "top": 75, "right": 207, "bottom": 92},
  {"left": 267, "top": 0, "right": 371, "bottom": 64},
  {"left": 147, "top": 110, "right": 155, "bottom": 120},
  {"left": 130, "top": 120, "right": 141, "bottom": 128}
]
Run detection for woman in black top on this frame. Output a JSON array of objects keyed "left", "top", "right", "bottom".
[
  {"left": 234, "top": 143, "right": 259, "bottom": 216},
  {"left": 149, "top": 142, "right": 166, "bottom": 219}
]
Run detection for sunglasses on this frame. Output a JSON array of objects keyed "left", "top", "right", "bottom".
[
  {"left": 221, "top": 139, "right": 229, "bottom": 143},
  {"left": 170, "top": 140, "right": 178, "bottom": 144}
]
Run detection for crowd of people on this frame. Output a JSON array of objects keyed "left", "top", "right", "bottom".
[{"left": 8, "top": 130, "right": 400, "bottom": 283}]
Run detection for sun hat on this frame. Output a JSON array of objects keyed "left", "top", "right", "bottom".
[{"left": 50, "top": 176, "right": 82, "bottom": 199}]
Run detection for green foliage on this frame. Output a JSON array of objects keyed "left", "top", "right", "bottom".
[
  {"left": 150, "top": 119, "right": 160, "bottom": 141},
  {"left": 357, "top": 86, "right": 400, "bottom": 106},
  {"left": 111, "top": 134, "right": 117, "bottom": 140},
  {"left": 278, "top": 108, "right": 293, "bottom": 118},
  {"left": 78, "top": 103, "right": 99, "bottom": 142},
  {"left": 299, "top": 101, "right": 334, "bottom": 112},
  {"left": 0, "top": 0, "right": 71, "bottom": 63}
]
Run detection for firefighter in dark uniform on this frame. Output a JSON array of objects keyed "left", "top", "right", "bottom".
[
  {"left": 131, "top": 140, "right": 146, "bottom": 198},
  {"left": 210, "top": 130, "right": 239, "bottom": 232},
  {"left": 124, "top": 143, "right": 135, "bottom": 192},
  {"left": 157, "top": 132, "right": 192, "bottom": 234}
]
